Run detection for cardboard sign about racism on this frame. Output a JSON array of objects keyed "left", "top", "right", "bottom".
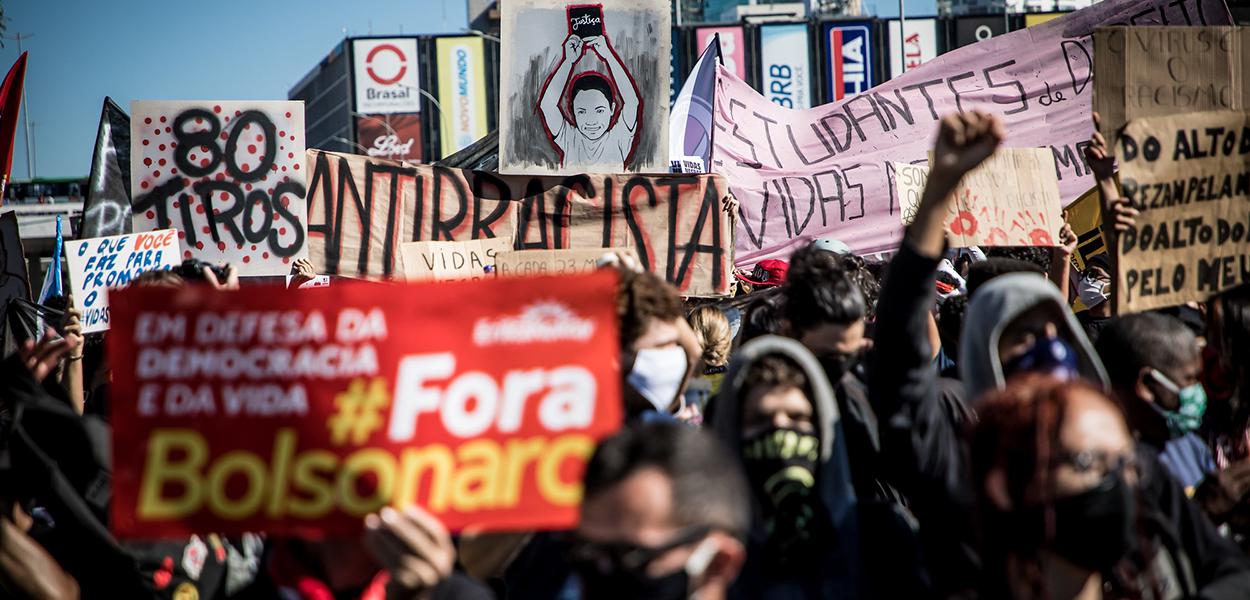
[
  {"left": 889, "top": 162, "right": 929, "bottom": 225},
  {"left": 1094, "top": 27, "right": 1249, "bottom": 149},
  {"left": 499, "top": 0, "right": 671, "bottom": 175},
  {"left": 937, "top": 148, "right": 1064, "bottom": 247},
  {"left": 496, "top": 248, "right": 637, "bottom": 277},
  {"left": 1115, "top": 111, "right": 1250, "bottom": 313},
  {"left": 306, "top": 150, "right": 734, "bottom": 296},
  {"left": 108, "top": 272, "right": 622, "bottom": 538},
  {"left": 65, "top": 230, "right": 180, "bottom": 334},
  {"left": 712, "top": 0, "right": 1231, "bottom": 267},
  {"left": 130, "top": 101, "right": 308, "bottom": 276},
  {"left": 401, "top": 238, "right": 512, "bottom": 281}
]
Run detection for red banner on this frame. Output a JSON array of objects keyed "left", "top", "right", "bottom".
[{"left": 108, "top": 272, "right": 622, "bottom": 539}]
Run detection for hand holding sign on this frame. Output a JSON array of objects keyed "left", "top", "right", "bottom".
[{"left": 364, "top": 506, "right": 456, "bottom": 598}]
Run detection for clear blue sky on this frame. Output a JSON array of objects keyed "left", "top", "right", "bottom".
[{"left": 0, "top": 0, "right": 469, "bottom": 179}]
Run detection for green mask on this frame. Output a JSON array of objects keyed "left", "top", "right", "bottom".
[{"left": 1149, "top": 368, "right": 1207, "bottom": 437}]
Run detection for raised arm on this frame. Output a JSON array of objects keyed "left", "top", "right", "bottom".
[
  {"left": 539, "top": 35, "right": 583, "bottom": 136},
  {"left": 1084, "top": 112, "right": 1138, "bottom": 315},
  {"left": 585, "top": 36, "right": 639, "bottom": 131}
]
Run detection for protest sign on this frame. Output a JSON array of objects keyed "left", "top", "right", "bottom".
[
  {"left": 1114, "top": 111, "right": 1250, "bottom": 313},
  {"left": 498, "top": 0, "right": 671, "bottom": 175},
  {"left": 0, "top": 211, "right": 30, "bottom": 310},
  {"left": 1094, "top": 27, "right": 1248, "bottom": 148},
  {"left": 495, "top": 247, "right": 637, "bottom": 277},
  {"left": 81, "top": 98, "right": 133, "bottom": 238},
  {"left": 306, "top": 150, "right": 734, "bottom": 296},
  {"left": 712, "top": 0, "right": 1231, "bottom": 267},
  {"left": 401, "top": 238, "right": 512, "bottom": 281},
  {"left": 1065, "top": 186, "right": 1106, "bottom": 272},
  {"left": 889, "top": 161, "right": 929, "bottom": 225},
  {"left": 130, "top": 101, "right": 308, "bottom": 276},
  {"left": 108, "top": 271, "right": 623, "bottom": 538},
  {"left": 65, "top": 229, "right": 180, "bottom": 334},
  {"left": 937, "top": 148, "right": 1064, "bottom": 247}
]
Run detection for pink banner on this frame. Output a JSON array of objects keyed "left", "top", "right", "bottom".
[
  {"left": 713, "top": 0, "right": 1231, "bottom": 267},
  {"left": 696, "top": 26, "right": 747, "bottom": 81}
]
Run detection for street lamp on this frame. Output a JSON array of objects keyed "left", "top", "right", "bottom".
[{"left": 460, "top": 27, "right": 501, "bottom": 44}]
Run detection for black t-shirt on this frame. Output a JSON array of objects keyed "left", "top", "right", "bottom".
[{"left": 1077, "top": 311, "right": 1112, "bottom": 345}]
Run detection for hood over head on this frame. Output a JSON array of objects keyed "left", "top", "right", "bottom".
[
  {"left": 708, "top": 335, "right": 858, "bottom": 556},
  {"left": 959, "top": 272, "right": 1109, "bottom": 403}
]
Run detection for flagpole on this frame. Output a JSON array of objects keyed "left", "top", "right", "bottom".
[
  {"left": 900, "top": 0, "right": 910, "bottom": 74},
  {"left": 11, "top": 33, "right": 33, "bottom": 177}
]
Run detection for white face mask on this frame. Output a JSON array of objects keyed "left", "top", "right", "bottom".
[
  {"left": 627, "top": 346, "right": 689, "bottom": 413},
  {"left": 1078, "top": 275, "right": 1110, "bottom": 308}
]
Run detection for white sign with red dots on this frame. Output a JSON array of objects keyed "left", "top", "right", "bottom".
[{"left": 129, "top": 101, "right": 308, "bottom": 276}]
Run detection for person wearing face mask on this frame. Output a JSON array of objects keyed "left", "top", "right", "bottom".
[
  {"left": 1075, "top": 254, "right": 1114, "bottom": 344},
  {"left": 615, "top": 268, "right": 701, "bottom": 420},
  {"left": 1096, "top": 313, "right": 1214, "bottom": 492},
  {"left": 574, "top": 422, "right": 750, "bottom": 600},
  {"left": 867, "top": 111, "right": 1107, "bottom": 598},
  {"left": 973, "top": 376, "right": 1250, "bottom": 599},
  {"left": 708, "top": 336, "right": 868, "bottom": 598}
]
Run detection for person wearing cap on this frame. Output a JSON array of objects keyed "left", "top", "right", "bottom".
[
  {"left": 734, "top": 259, "right": 788, "bottom": 292},
  {"left": 1075, "top": 254, "right": 1113, "bottom": 344}
]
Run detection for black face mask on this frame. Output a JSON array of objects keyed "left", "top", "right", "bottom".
[
  {"left": 741, "top": 426, "right": 830, "bottom": 570},
  {"left": 576, "top": 566, "right": 689, "bottom": 600},
  {"left": 1050, "top": 472, "right": 1137, "bottom": 573},
  {"left": 818, "top": 350, "right": 861, "bottom": 383}
]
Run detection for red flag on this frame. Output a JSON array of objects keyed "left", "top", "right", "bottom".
[{"left": 0, "top": 52, "right": 27, "bottom": 201}]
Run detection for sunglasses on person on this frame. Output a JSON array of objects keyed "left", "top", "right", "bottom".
[{"left": 568, "top": 525, "right": 711, "bottom": 576}]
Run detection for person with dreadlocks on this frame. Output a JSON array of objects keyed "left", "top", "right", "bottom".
[{"left": 972, "top": 376, "right": 1250, "bottom": 599}]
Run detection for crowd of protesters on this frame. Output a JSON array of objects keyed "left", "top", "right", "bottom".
[{"left": 4, "top": 110, "right": 1250, "bottom": 600}]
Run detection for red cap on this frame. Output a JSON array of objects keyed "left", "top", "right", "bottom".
[{"left": 735, "top": 259, "right": 789, "bottom": 286}]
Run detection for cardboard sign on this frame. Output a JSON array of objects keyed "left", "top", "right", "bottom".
[
  {"left": 1065, "top": 186, "right": 1107, "bottom": 272},
  {"left": 108, "top": 272, "right": 623, "bottom": 538},
  {"left": 1115, "top": 111, "right": 1250, "bottom": 313},
  {"left": 130, "top": 101, "right": 308, "bottom": 276},
  {"left": 401, "top": 238, "right": 512, "bottom": 281},
  {"left": 1094, "top": 27, "right": 1248, "bottom": 148},
  {"left": 496, "top": 247, "right": 637, "bottom": 277},
  {"left": 306, "top": 150, "right": 734, "bottom": 296},
  {"left": 0, "top": 211, "right": 31, "bottom": 311},
  {"left": 889, "top": 162, "right": 929, "bottom": 226},
  {"left": 65, "top": 229, "right": 180, "bottom": 334},
  {"left": 499, "top": 0, "right": 671, "bottom": 175},
  {"left": 937, "top": 148, "right": 1064, "bottom": 247},
  {"left": 713, "top": 0, "right": 1231, "bottom": 267}
]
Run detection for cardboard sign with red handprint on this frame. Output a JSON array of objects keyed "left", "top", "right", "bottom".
[{"left": 932, "top": 147, "right": 1064, "bottom": 248}]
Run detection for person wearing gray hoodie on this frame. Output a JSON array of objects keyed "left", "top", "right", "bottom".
[
  {"left": 868, "top": 110, "right": 1250, "bottom": 599},
  {"left": 708, "top": 335, "right": 860, "bottom": 599}
]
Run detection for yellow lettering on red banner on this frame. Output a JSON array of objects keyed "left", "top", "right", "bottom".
[{"left": 137, "top": 429, "right": 593, "bottom": 522}]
